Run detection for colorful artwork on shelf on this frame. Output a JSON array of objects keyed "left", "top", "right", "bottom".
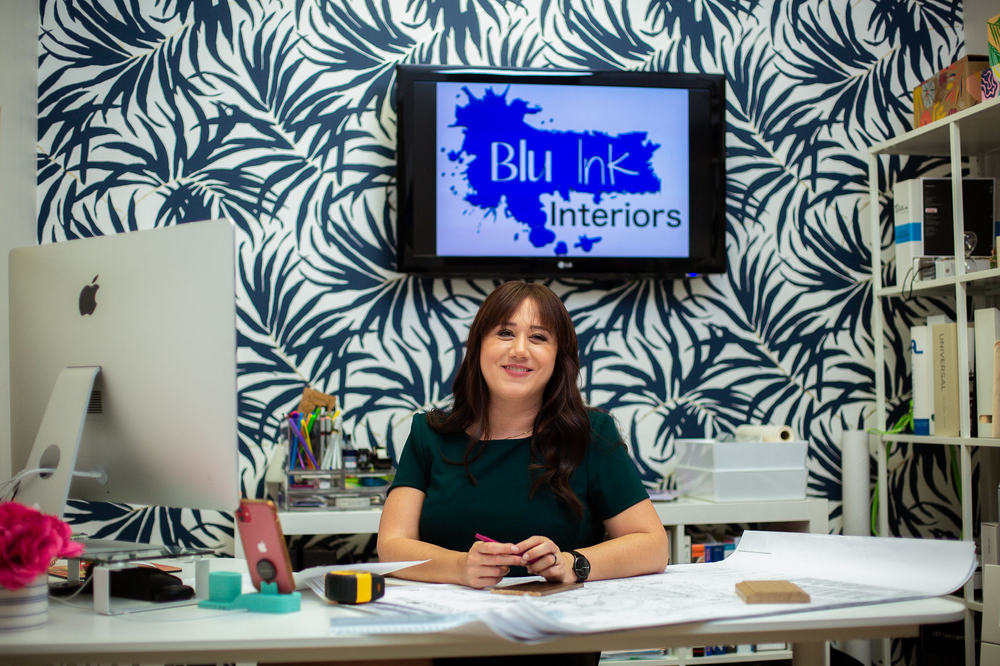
[
  {"left": 913, "top": 55, "right": 991, "bottom": 127},
  {"left": 983, "top": 65, "right": 1000, "bottom": 102},
  {"left": 989, "top": 13, "right": 1000, "bottom": 67}
]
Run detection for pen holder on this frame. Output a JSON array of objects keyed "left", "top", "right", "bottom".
[{"left": 198, "top": 571, "right": 301, "bottom": 613}]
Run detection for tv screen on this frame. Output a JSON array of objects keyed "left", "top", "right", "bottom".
[{"left": 394, "top": 65, "right": 727, "bottom": 279}]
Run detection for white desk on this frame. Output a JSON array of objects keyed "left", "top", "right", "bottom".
[{"left": 0, "top": 561, "right": 965, "bottom": 666}]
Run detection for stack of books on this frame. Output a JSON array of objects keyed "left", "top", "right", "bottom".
[{"left": 910, "top": 308, "right": 1000, "bottom": 438}]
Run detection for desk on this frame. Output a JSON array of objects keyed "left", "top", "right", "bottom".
[{"left": 0, "top": 561, "right": 965, "bottom": 666}]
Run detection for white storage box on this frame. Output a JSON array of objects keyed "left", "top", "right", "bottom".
[
  {"left": 674, "top": 466, "right": 807, "bottom": 502},
  {"left": 675, "top": 439, "right": 808, "bottom": 471}
]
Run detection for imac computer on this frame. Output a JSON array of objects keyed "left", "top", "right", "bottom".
[{"left": 7, "top": 219, "right": 239, "bottom": 532}]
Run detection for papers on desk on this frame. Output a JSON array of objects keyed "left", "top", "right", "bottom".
[
  {"left": 327, "top": 531, "right": 975, "bottom": 642},
  {"left": 296, "top": 561, "right": 426, "bottom": 592}
]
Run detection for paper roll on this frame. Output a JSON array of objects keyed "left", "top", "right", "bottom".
[
  {"left": 734, "top": 425, "right": 795, "bottom": 442},
  {"left": 841, "top": 430, "right": 871, "bottom": 538}
]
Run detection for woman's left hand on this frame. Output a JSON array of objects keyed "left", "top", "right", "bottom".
[{"left": 515, "top": 536, "right": 576, "bottom": 583}]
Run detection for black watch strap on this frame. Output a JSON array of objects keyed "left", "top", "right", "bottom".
[{"left": 568, "top": 550, "right": 590, "bottom": 583}]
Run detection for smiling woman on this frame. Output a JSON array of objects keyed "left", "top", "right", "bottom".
[
  {"left": 377, "top": 280, "right": 669, "bottom": 666},
  {"left": 477, "top": 295, "right": 557, "bottom": 430}
]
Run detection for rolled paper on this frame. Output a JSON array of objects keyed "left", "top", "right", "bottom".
[
  {"left": 841, "top": 430, "right": 871, "bottom": 537},
  {"left": 993, "top": 341, "right": 1000, "bottom": 438},
  {"left": 734, "top": 425, "right": 795, "bottom": 442}
]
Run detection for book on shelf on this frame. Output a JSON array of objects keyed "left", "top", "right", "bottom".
[
  {"left": 968, "top": 324, "right": 978, "bottom": 438},
  {"left": 975, "top": 308, "right": 1000, "bottom": 438},
  {"left": 690, "top": 538, "right": 737, "bottom": 563},
  {"left": 893, "top": 179, "right": 922, "bottom": 285},
  {"left": 932, "top": 322, "right": 960, "bottom": 437},
  {"left": 920, "top": 178, "right": 995, "bottom": 257},
  {"left": 924, "top": 316, "right": 953, "bottom": 436},
  {"left": 911, "top": 325, "right": 932, "bottom": 436},
  {"left": 926, "top": 320, "right": 974, "bottom": 438},
  {"left": 753, "top": 642, "right": 789, "bottom": 652},
  {"left": 994, "top": 341, "right": 1000, "bottom": 438}
]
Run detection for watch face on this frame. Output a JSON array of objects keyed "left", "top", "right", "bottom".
[{"left": 573, "top": 552, "right": 590, "bottom": 581}]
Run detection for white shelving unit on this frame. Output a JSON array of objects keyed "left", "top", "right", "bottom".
[
  {"left": 868, "top": 95, "right": 1000, "bottom": 666},
  {"left": 274, "top": 497, "right": 829, "bottom": 565},
  {"left": 272, "top": 496, "right": 827, "bottom": 665}
]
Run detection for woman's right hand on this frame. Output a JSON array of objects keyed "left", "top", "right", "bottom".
[{"left": 462, "top": 539, "right": 521, "bottom": 589}]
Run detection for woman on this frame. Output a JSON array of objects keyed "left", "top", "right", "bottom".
[{"left": 377, "top": 281, "right": 668, "bottom": 663}]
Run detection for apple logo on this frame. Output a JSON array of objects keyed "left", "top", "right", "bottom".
[
  {"left": 257, "top": 541, "right": 268, "bottom": 554},
  {"left": 79, "top": 275, "right": 99, "bottom": 316}
]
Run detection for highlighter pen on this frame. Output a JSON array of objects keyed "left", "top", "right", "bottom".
[{"left": 475, "top": 534, "right": 541, "bottom": 564}]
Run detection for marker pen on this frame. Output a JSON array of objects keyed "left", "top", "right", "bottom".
[{"left": 475, "top": 534, "right": 541, "bottom": 563}]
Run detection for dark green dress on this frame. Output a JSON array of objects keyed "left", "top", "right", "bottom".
[{"left": 389, "top": 409, "right": 648, "bottom": 554}]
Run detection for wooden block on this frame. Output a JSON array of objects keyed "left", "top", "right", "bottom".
[
  {"left": 735, "top": 580, "right": 810, "bottom": 604},
  {"left": 298, "top": 387, "right": 337, "bottom": 415},
  {"left": 491, "top": 581, "right": 583, "bottom": 597}
]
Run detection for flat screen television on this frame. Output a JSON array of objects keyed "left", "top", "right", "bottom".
[{"left": 394, "top": 65, "right": 727, "bottom": 279}]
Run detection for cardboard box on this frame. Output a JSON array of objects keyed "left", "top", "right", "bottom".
[
  {"left": 914, "top": 55, "right": 991, "bottom": 127},
  {"left": 989, "top": 13, "right": 1000, "bottom": 67},
  {"left": 982, "top": 64, "right": 1000, "bottom": 101}
]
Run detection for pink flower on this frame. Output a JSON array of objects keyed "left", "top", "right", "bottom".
[{"left": 0, "top": 502, "right": 84, "bottom": 590}]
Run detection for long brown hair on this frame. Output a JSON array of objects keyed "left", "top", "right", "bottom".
[{"left": 427, "top": 280, "right": 590, "bottom": 517}]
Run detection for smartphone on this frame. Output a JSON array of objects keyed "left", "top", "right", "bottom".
[
  {"left": 236, "top": 499, "right": 296, "bottom": 594},
  {"left": 490, "top": 581, "right": 583, "bottom": 597}
]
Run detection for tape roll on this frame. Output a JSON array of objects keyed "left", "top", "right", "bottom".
[{"left": 733, "top": 425, "right": 795, "bottom": 442}]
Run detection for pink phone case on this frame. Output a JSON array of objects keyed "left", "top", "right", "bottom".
[{"left": 236, "top": 499, "right": 296, "bottom": 594}]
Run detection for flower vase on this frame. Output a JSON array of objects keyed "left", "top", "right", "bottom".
[{"left": 0, "top": 575, "right": 48, "bottom": 631}]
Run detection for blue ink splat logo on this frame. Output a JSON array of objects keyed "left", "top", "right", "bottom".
[{"left": 442, "top": 84, "right": 669, "bottom": 257}]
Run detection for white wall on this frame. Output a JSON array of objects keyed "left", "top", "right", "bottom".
[
  {"left": 964, "top": 0, "right": 997, "bottom": 55},
  {"left": 0, "top": 1, "right": 39, "bottom": 480}
]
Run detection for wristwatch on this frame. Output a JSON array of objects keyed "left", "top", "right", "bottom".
[{"left": 568, "top": 550, "right": 590, "bottom": 583}]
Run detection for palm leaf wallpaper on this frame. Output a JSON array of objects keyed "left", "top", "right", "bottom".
[{"left": 36, "top": 0, "right": 969, "bottom": 554}]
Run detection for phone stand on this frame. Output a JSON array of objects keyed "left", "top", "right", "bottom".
[{"left": 198, "top": 571, "right": 301, "bottom": 613}]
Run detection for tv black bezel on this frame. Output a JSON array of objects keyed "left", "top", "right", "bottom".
[{"left": 394, "top": 64, "right": 727, "bottom": 279}]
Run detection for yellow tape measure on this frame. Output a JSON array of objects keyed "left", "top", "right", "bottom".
[{"left": 323, "top": 570, "right": 386, "bottom": 604}]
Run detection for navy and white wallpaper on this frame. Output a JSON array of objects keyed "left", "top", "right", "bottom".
[{"left": 36, "top": 0, "right": 969, "bottom": 558}]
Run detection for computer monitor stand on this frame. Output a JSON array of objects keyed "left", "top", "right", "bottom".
[
  {"left": 14, "top": 366, "right": 100, "bottom": 519},
  {"left": 14, "top": 365, "right": 173, "bottom": 554}
]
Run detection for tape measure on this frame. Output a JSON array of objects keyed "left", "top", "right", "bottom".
[{"left": 324, "top": 570, "right": 385, "bottom": 604}]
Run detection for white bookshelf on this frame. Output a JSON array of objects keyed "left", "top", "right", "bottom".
[{"left": 868, "top": 95, "right": 1000, "bottom": 666}]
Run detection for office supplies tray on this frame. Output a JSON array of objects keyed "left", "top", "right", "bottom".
[{"left": 278, "top": 468, "right": 394, "bottom": 512}]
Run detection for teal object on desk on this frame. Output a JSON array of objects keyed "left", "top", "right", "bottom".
[{"left": 198, "top": 571, "right": 301, "bottom": 613}]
